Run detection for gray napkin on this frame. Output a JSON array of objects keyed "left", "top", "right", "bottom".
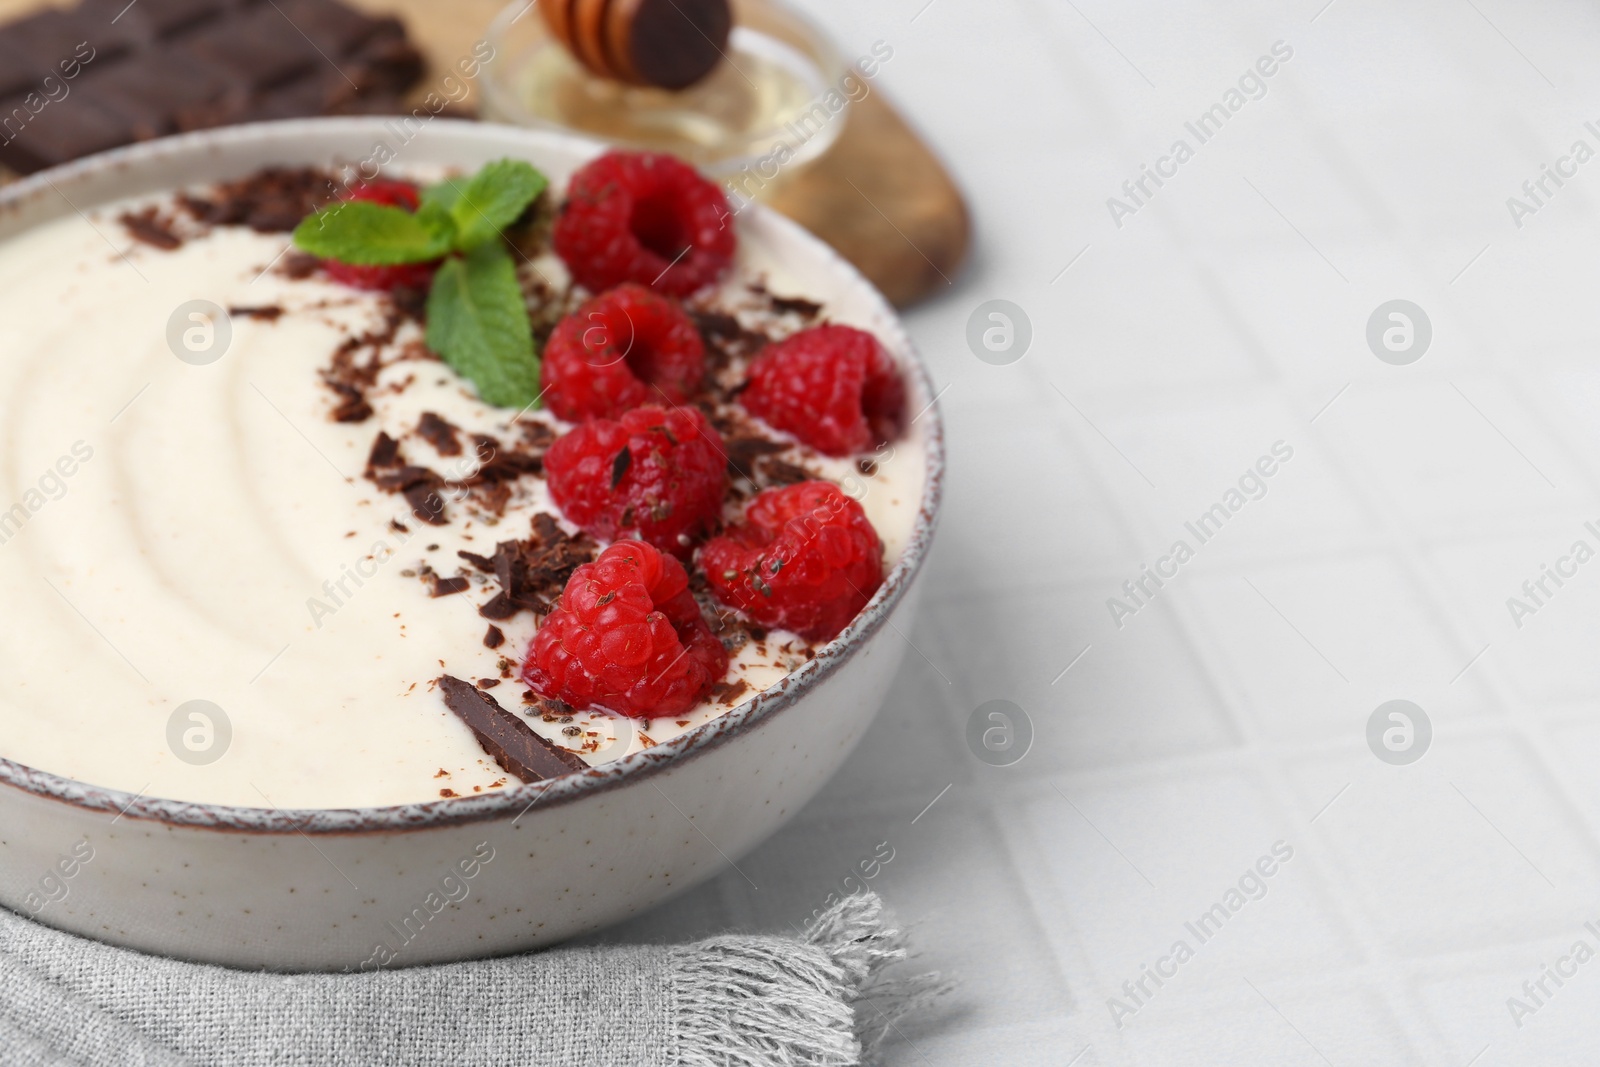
[{"left": 0, "top": 891, "right": 942, "bottom": 1067}]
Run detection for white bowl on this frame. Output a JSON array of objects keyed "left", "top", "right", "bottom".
[{"left": 0, "top": 118, "right": 943, "bottom": 970}]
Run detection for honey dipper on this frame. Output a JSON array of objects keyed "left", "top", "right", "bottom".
[{"left": 541, "top": 0, "right": 734, "bottom": 90}]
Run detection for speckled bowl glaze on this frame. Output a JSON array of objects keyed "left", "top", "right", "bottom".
[{"left": 0, "top": 118, "right": 942, "bottom": 970}]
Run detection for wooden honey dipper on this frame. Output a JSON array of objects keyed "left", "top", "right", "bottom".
[{"left": 541, "top": 0, "right": 734, "bottom": 90}]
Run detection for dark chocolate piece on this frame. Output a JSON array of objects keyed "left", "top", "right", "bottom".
[
  {"left": 118, "top": 206, "right": 182, "bottom": 249},
  {"left": 0, "top": 98, "right": 131, "bottom": 175},
  {"left": 417, "top": 412, "right": 462, "bottom": 457},
  {"left": 403, "top": 480, "right": 449, "bottom": 527},
  {"left": 438, "top": 675, "right": 587, "bottom": 783},
  {"left": 185, "top": 9, "right": 317, "bottom": 91},
  {"left": 430, "top": 574, "right": 470, "bottom": 597},
  {"left": 0, "top": 41, "right": 46, "bottom": 99},
  {"left": 0, "top": 0, "right": 424, "bottom": 175}
]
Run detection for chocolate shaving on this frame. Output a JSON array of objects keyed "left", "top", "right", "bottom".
[
  {"left": 437, "top": 675, "right": 586, "bottom": 783},
  {"left": 725, "top": 435, "right": 787, "bottom": 481},
  {"left": 118, "top": 207, "right": 182, "bottom": 251},
  {"left": 760, "top": 458, "right": 813, "bottom": 486},
  {"left": 690, "top": 308, "right": 745, "bottom": 343},
  {"left": 228, "top": 305, "right": 284, "bottom": 321},
  {"left": 459, "top": 549, "right": 497, "bottom": 573},
  {"left": 710, "top": 678, "right": 751, "bottom": 706},
  {"left": 372, "top": 465, "right": 440, "bottom": 492},
  {"left": 769, "top": 294, "right": 823, "bottom": 318},
  {"left": 367, "top": 431, "right": 401, "bottom": 472},
  {"left": 474, "top": 513, "right": 598, "bottom": 621},
  {"left": 404, "top": 480, "right": 449, "bottom": 526},
  {"left": 430, "top": 575, "right": 470, "bottom": 597},
  {"left": 328, "top": 381, "right": 373, "bottom": 423},
  {"left": 281, "top": 251, "right": 320, "bottom": 280},
  {"left": 611, "top": 447, "right": 632, "bottom": 488},
  {"left": 418, "top": 411, "right": 462, "bottom": 456},
  {"left": 181, "top": 167, "right": 343, "bottom": 234},
  {"left": 484, "top": 624, "right": 505, "bottom": 649}
]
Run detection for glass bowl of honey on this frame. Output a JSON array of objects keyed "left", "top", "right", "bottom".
[{"left": 479, "top": 0, "right": 848, "bottom": 188}]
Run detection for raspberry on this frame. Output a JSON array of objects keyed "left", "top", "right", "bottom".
[
  {"left": 323, "top": 259, "right": 440, "bottom": 292},
  {"left": 343, "top": 179, "right": 422, "bottom": 211},
  {"left": 740, "top": 325, "right": 907, "bottom": 457},
  {"left": 522, "top": 539, "right": 729, "bottom": 718},
  {"left": 541, "top": 283, "right": 707, "bottom": 422},
  {"left": 553, "top": 151, "right": 736, "bottom": 297},
  {"left": 321, "top": 179, "right": 442, "bottom": 293},
  {"left": 702, "top": 481, "right": 885, "bottom": 642},
  {"left": 546, "top": 405, "right": 726, "bottom": 558}
]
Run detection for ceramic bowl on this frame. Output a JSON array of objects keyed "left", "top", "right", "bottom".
[{"left": 0, "top": 117, "right": 942, "bottom": 970}]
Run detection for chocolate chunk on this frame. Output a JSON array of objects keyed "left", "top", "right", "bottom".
[
  {"left": 79, "top": 53, "right": 234, "bottom": 141},
  {"left": 430, "top": 575, "right": 470, "bottom": 597},
  {"left": 417, "top": 411, "right": 462, "bottom": 456},
  {"left": 690, "top": 309, "right": 744, "bottom": 342},
  {"left": 724, "top": 435, "right": 786, "bottom": 480},
  {"left": 710, "top": 678, "right": 751, "bottom": 705},
  {"left": 484, "top": 624, "right": 505, "bottom": 649},
  {"left": 279, "top": 0, "right": 388, "bottom": 56},
  {"left": 281, "top": 251, "right": 320, "bottom": 280},
  {"left": 438, "top": 675, "right": 587, "bottom": 783},
  {"left": 760, "top": 457, "right": 812, "bottom": 486},
  {"left": 184, "top": 9, "right": 317, "bottom": 91},
  {"left": 372, "top": 464, "right": 440, "bottom": 492},
  {"left": 478, "top": 592, "right": 518, "bottom": 621},
  {"left": 473, "top": 514, "right": 598, "bottom": 621},
  {"left": 118, "top": 207, "right": 182, "bottom": 250},
  {"left": 327, "top": 382, "right": 373, "bottom": 423},
  {"left": 8, "top": 9, "right": 136, "bottom": 66},
  {"left": 0, "top": 99, "right": 132, "bottom": 175},
  {"left": 119, "top": 0, "right": 225, "bottom": 39},
  {"left": 768, "top": 293, "right": 823, "bottom": 318},
  {"left": 366, "top": 431, "right": 401, "bottom": 472},
  {"left": 458, "top": 549, "right": 497, "bottom": 573},
  {"left": 403, "top": 480, "right": 449, "bottom": 527},
  {"left": 0, "top": 41, "right": 46, "bottom": 99}
]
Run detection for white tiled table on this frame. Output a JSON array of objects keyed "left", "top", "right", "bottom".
[{"left": 591, "top": 1, "right": 1600, "bottom": 1062}]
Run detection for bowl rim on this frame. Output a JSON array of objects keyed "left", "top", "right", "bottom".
[{"left": 0, "top": 117, "right": 945, "bottom": 836}]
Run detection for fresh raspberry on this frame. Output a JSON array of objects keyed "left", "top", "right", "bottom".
[
  {"left": 702, "top": 481, "right": 885, "bottom": 642},
  {"left": 542, "top": 283, "right": 707, "bottom": 422},
  {"left": 553, "top": 151, "right": 736, "bottom": 297},
  {"left": 343, "top": 179, "right": 422, "bottom": 211},
  {"left": 323, "top": 259, "right": 441, "bottom": 292},
  {"left": 321, "top": 178, "right": 442, "bottom": 293},
  {"left": 546, "top": 405, "right": 726, "bottom": 558},
  {"left": 522, "top": 539, "right": 729, "bottom": 718},
  {"left": 740, "top": 325, "right": 907, "bottom": 457}
]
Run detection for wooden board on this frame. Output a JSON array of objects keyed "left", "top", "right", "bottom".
[{"left": 0, "top": 0, "right": 970, "bottom": 305}]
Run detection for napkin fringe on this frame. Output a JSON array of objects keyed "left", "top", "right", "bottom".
[{"left": 672, "top": 892, "right": 947, "bottom": 1067}]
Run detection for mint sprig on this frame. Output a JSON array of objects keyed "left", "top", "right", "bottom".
[
  {"left": 293, "top": 159, "right": 549, "bottom": 409},
  {"left": 426, "top": 243, "right": 539, "bottom": 409},
  {"left": 443, "top": 159, "right": 549, "bottom": 251},
  {"left": 292, "top": 200, "right": 455, "bottom": 265}
]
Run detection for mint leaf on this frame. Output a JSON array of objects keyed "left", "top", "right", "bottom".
[
  {"left": 293, "top": 200, "right": 455, "bottom": 265},
  {"left": 419, "top": 181, "right": 461, "bottom": 214},
  {"left": 425, "top": 242, "right": 540, "bottom": 409},
  {"left": 442, "top": 159, "right": 548, "bottom": 251}
]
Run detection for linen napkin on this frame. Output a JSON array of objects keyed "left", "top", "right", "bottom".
[{"left": 0, "top": 890, "right": 943, "bottom": 1067}]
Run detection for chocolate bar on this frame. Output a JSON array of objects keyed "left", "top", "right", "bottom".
[{"left": 0, "top": 0, "right": 424, "bottom": 175}]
